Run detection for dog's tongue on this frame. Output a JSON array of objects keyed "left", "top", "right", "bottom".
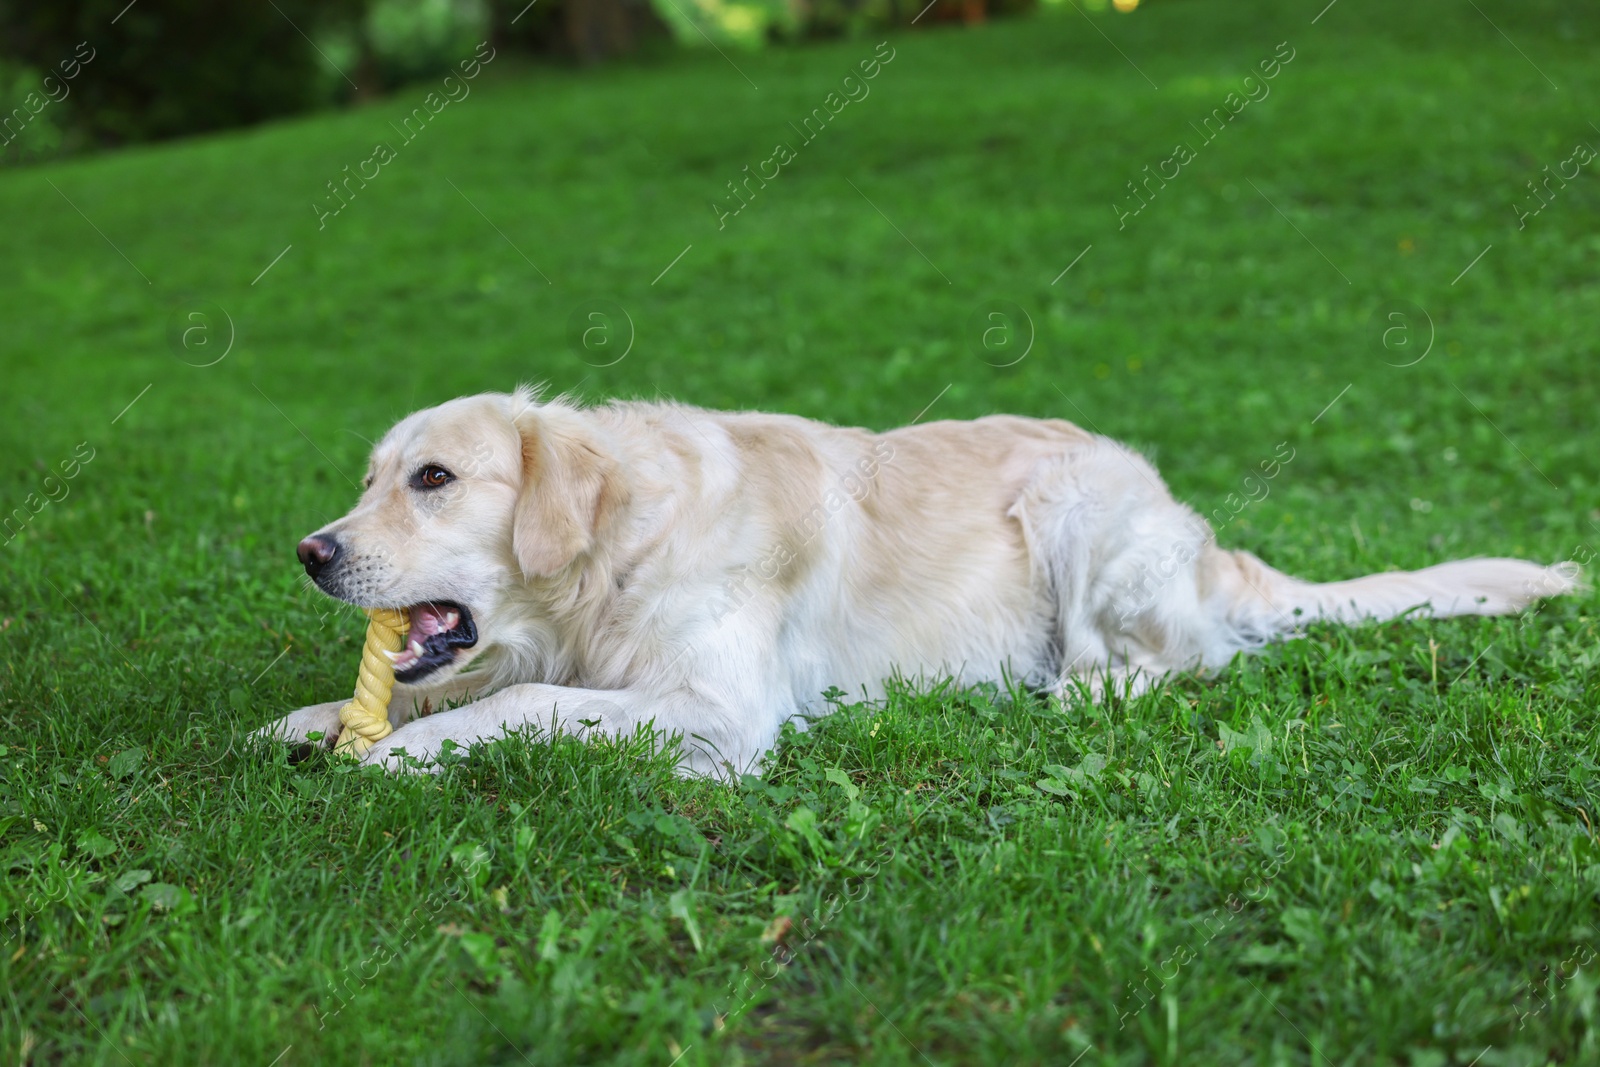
[{"left": 410, "top": 603, "right": 459, "bottom": 637}]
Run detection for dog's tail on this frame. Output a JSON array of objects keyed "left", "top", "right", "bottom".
[{"left": 1212, "top": 549, "right": 1582, "bottom": 648}]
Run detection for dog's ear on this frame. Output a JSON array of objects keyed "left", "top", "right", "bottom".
[{"left": 512, "top": 410, "right": 627, "bottom": 578}]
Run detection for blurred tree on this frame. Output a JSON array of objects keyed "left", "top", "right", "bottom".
[
  {"left": 0, "top": 54, "right": 68, "bottom": 162},
  {"left": 0, "top": 0, "right": 366, "bottom": 145},
  {"left": 565, "top": 0, "right": 641, "bottom": 60},
  {"left": 489, "top": 0, "right": 669, "bottom": 63},
  {"left": 654, "top": 0, "right": 792, "bottom": 50},
  {"left": 364, "top": 0, "right": 491, "bottom": 87}
]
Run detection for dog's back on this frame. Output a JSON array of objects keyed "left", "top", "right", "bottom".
[{"left": 684, "top": 405, "right": 1578, "bottom": 706}]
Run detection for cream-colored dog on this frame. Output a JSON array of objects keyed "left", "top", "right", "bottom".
[{"left": 259, "top": 388, "right": 1577, "bottom": 775}]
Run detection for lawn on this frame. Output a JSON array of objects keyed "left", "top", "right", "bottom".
[{"left": 3, "top": 0, "right": 1600, "bottom": 1062}]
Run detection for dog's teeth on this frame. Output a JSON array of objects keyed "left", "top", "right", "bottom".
[
  {"left": 381, "top": 648, "right": 403, "bottom": 662},
  {"left": 443, "top": 612, "right": 459, "bottom": 630},
  {"left": 410, "top": 639, "right": 425, "bottom": 657}
]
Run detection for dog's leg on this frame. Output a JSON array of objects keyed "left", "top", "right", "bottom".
[
  {"left": 255, "top": 674, "right": 487, "bottom": 751},
  {"left": 360, "top": 682, "right": 755, "bottom": 778},
  {"left": 253, "top": 699, "right": 348, "bottom": 746},
  {"left": 1015, "top": 440, "right": 1214, "bottom": 700}
]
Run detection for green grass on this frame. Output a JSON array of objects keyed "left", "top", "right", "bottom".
[{"left": 4, "top": 0, "right": 1600, "bottom": 1062}]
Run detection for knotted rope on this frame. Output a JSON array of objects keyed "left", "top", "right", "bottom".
[{"left": 335, "top": 607, "right": 409, "bottom": 756}]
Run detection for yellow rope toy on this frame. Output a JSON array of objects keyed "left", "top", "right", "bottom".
[{"left": 334, "top": 607, "right": 409, "bottom": 757}]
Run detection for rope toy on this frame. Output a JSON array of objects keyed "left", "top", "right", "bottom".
[{"left": 335, "top": 607, "right": 409, "bottom": 757}]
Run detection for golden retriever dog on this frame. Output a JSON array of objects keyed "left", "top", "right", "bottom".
[{"left": 258, "top": 387, "right": 1578, "bottom": 775}]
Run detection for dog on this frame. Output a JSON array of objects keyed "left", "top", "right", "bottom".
[{"left": 258, "top": 387, "right": 1579, "bottom": 776}]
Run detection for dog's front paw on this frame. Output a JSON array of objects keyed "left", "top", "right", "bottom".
[
  {"left": 359, "top": 719, "right": 469, "bottom": 774},
  {"left": 254, "top": 700, "right": 347, "bottom": 750}
]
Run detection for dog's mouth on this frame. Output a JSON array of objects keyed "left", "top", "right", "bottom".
[{"left": 386, "top": 601, "right": 478, "bottom": 683}]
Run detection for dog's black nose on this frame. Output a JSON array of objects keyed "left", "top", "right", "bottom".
[{"left": 297, "top": 534, "right": 340, "bottom": 577}]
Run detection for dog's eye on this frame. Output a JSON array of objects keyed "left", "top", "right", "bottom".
[{"left": 413, "top": 464, "right": 454, "bottom": 490}]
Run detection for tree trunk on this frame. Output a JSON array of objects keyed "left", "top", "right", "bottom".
[{"left": 565, "top": 0, "right": 635, "bottom": 62}]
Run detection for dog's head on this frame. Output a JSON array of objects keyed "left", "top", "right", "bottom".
[{"left": 297, "top": 388, "right": 626, "bottom": 684}]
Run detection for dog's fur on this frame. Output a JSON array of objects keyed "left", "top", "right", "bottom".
[{"left": 259, "top": 388, "right": 1579, "bottom": 775}]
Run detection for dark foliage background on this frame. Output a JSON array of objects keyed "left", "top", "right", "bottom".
[
  {"left": 0, "top": 0, "right": 364, "bottom": 146},
  {"left": 0, "top": 0, "right": 1033, "bottom": 160}
]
